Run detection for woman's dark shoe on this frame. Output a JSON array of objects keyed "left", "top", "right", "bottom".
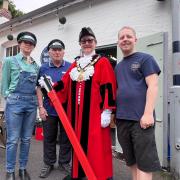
[
  {"left": 19, "top": 169, "right": 31, "bottom": 180},
  {"left": 6, "top": 172, "right": 15, "bottom": 180}
]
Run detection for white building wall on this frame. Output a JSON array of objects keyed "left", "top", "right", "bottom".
[{"left": 0, "top": 0, "right": 171, "bottom": 64}]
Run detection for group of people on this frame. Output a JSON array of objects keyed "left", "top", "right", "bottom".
[{"left": 1, "top": 26, "right": 161, "bottom": 180}]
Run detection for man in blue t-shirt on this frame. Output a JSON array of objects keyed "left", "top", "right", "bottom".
[
  {"left": 115, "top": 26, "right": 161, "bottom": 180},
  {"left": 36, "top": 39, "right": 71, "bottom": 178}
]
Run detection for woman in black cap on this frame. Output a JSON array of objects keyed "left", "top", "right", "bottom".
[
  {"left": 39, "top": 27, "right": 116, "bottom": 180},
  {"left": 1, "top": 31, "right": 38, "bottom": 180}
]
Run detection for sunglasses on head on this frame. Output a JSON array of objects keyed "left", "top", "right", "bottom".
[{"left": 80, "top": 38, "right": 95, "bottom": 44}]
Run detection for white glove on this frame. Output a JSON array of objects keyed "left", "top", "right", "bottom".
[
  {"left": 38, "top": 76, "right": 46, "bottom": 88},
  {"left": 101, "top": 109, "right": 112, "bottom": 128},
  {"left": 38, "top": 76, "right": 54, "bottom": 88}
]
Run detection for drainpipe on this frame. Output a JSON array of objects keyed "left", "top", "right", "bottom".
[
  {"left": 170, "top": 0, "right": 180, "bottom": 178},
  {"left": 172, "top": 0, "right": 180, "bottom": 85}
]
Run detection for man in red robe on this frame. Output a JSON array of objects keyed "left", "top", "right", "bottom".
[{"left": 40, "top": 27, "right": 116, "bottom": 180}]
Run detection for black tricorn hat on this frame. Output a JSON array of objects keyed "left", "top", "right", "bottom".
[
  {"left": 79, "top": 27, "right": 96, "bottom": 42},
  {"left": 47, "top": 39, "right": 65, "bottom": 51},
  {"left": 17, "top": 31, "right": 37, "bottom": 46}
]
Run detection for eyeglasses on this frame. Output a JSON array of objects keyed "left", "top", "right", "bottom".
[
  {"left": 51, "top": 48, "right": 63, "bottom": 51},
  {"left": 80, "top": 38, "right": 95, "bottom": 44},
  {"left": 23, "top": 40, "right": 34, "bottom": 46}
]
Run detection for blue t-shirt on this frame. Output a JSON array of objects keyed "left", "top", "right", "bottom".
[
  {"left": 37, "top": 59, "right": 71, "bottom": 116},
  {"left": 115, "top": 52, "right": 161, "bottom": 121}
]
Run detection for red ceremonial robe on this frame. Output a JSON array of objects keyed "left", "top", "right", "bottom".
[{"left": 54, "top": 55, "right": 116, "bottom": 180}]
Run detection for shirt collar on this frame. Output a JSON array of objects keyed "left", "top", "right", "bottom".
[
  {"left": 16, "top": 52, "right": 23, "bottom": 60},
  {"left": 49, "top": 59, "right": 65, "bottom": 67},
  {"left": 16, "top": 52, "right": 35, "bottom": 63}
]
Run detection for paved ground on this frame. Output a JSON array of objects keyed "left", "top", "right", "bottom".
[{"left": 0, "top": 138, "right": 174, "bottom": 180}]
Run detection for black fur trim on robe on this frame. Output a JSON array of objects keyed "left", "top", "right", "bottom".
[
  {"left": 100, "top": 83, "right": 115, "bottom": 109},
  {"left": 78, "top": 79, "right": 92, "bottom": 177},
  {"left": 71, "top": 81, "right": 76, "bottom": 128},
  {"left": 70, "top": 79, "right": 92, "bottom": 178},
  {"left": 53, "top": 80, "right": 64, "bottom": 92}
]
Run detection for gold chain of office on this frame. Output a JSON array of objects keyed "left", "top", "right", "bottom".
[{"left": 76, "top": 55, "right": 100, "bottom": 81}]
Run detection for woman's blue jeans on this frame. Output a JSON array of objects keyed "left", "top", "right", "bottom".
[{"left": 5, "top": 94, "right": 37, "bottom": 172}]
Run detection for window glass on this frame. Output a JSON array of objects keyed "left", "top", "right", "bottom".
[{"left": 6, "top": 45, "right": 20, "bottom": 57}]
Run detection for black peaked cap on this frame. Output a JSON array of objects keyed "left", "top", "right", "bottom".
[
  {"left": 17, "top": 31, "right": 37, "bottom": 46},
  {"left": 79, "top": 27, "right": 96, "bottom": 42},
  {"left": 47, "top": 39, "right": 65, "bottom": 50}
]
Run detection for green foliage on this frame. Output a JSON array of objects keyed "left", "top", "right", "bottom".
[
  {"left": 0, "top": 0, "right": 3, "bottom": 7},
  {"left": 9, "top": 1, "right": 24, "bottom": 18}
]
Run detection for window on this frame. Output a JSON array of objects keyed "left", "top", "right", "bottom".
[{"left": 6, "top": 45, "right": 20, "bottom": 57}]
